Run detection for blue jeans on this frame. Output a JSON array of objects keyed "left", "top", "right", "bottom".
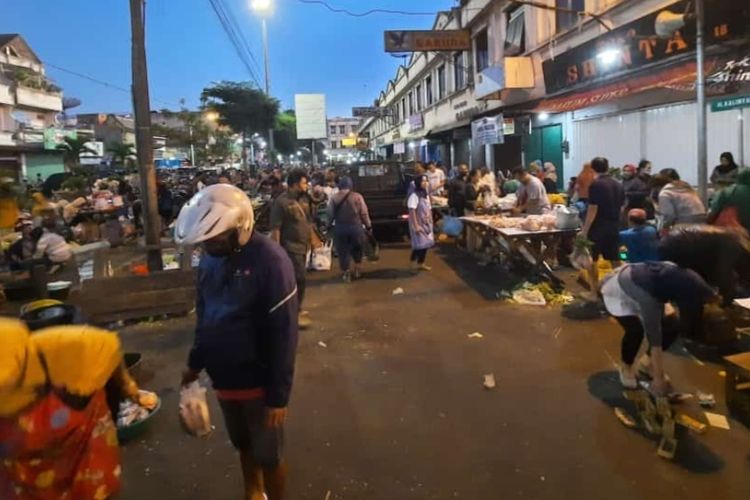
[{"left": 334, "top": 224, "right": 364, "bottom": 272}]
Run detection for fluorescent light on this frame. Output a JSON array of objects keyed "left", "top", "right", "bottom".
[
  {"left": 596, "top": 47, "right": 621, "bottom": 66},
  {"left": 538, "top": 112, "right": 550, "bottom": 121}
]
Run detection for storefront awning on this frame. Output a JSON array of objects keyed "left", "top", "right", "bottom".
[
  {"left": 534, "top": 46, "right": 750, "bottom": 114},
  {"left": 533, "top": 61, "right": 697, "bottom": 113}
]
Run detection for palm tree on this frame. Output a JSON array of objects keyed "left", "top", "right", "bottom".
[
  {"left": 107, "top": 142, "right": 136, "bottom": 170},
  {"left": 56, "top": 136, "right": 97, "bottom": 170}
]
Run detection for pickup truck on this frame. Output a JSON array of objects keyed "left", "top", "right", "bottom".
[{"left": 334, "top": 161, "right": 418, "bottom": 231}]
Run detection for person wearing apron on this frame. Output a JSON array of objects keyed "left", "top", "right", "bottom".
[{"left": 407, "top": 175, "right": 435, "bottom": 272}]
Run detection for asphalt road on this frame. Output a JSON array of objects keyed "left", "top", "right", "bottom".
[{"left": 119, "top": 243, "right": 750, "bottom": 500}]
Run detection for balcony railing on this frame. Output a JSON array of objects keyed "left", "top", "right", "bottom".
[
  {"left": 0, "top": 130, "right": 15, "bottom": 146},
  {"left": 0, "top": 84, "right": 13, "bottom": 105},
  {"left": 15, "top": 86, "right": 63, "bottom": 112}
]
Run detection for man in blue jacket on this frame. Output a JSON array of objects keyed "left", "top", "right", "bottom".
[{"left": 175, "top": 184, "right": 298, "bottom": 500}]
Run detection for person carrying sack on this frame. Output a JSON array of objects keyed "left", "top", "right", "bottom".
[{"left": 326, "top": 176, "right": 372, "bottom": 282}]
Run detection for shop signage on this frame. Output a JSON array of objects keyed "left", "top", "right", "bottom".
[
  {"left": 353, "top": 106, "right": 385, "bottom": 118},
  {"left": 471, "top": 115, "right": 504, "bottom": 147},
  {"left": 711, "top": 94, "right": 750, "bottom": 112},
  {"left": 392, "top": 129, "right": 401, "bottom": 141},
  {"left": 503, "top": 117, "right": 515, "bottom": 135},
  {"left": 542, "top": 0, "right": 748, "bottom": 94},
  {"left": 409, "top": 114, "right": 424, "bottom": 132},
  {"left": 456, "top": 102, "right": 488, "bottom": 122},
  {"left": 394, "top": 142, "right": 406, "bottom": 154},
  {"left": 43, "top": 127, "right": 76, "bottom": 150},
  {"left": 384, "top": 30, "right": 471, "bottom": 53}
]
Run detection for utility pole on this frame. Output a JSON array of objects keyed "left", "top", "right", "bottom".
[
  {"left": 261, "top": 18, "right": 275, "bottom": 154},
  {"left": 695, "top": 0, "right": 708, "bottom": 203},
  {"left": 129, "top": 0, "right": 162, "bottom": 271}
]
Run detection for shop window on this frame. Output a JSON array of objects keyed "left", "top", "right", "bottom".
[
  {"left": 401, "top": 98, "right": 407, "bottom": 122},
  {"left": 416, "top": 84, "right": 423, "bottom": 111},
  {"left": 339, "top": 125, "right": 346, "bottom": 134},
  {"left": 556, "top": 0, "right": 584, "bottom": 33},
  {"left": 437, "top": 65, "right": 446, "bottom": 100},
  {"left": 331, "top": 140, "right": 338, "bottom": 149},
  {"left": 454, "top": 52, "right": 465, "bottom": 90},
  {"left": 505, "top": 6, "right": 526, "bottom": 57},
  {"left": 408, "top": 92, "right": 414, "bottom": 115},
  {"left": 329, "top": 125, "right": 336, "bottom": 135},
  {"left": 425, "top": 76, "right": 433, "bottom": 105},
  {"left": 474, "top": 29, "right": 489, "bottom": 73}
]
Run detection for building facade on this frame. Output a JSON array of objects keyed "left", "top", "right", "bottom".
[
  {"left": 326, "top": 116, "right": 361, "bottom": 162},
  {"left": 0, "top": 34, "right": 66, "bottom": 181},
  {"left": 360, "top": 0, "right": 750, "bottom": 187}
]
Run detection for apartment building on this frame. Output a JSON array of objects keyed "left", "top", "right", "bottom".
[
  {"left": 360, "top": 0, "right": 750, "bottom": 186},
  {"left": 326, "top": 116, "right": 361, "bottom": 161},
  {"left": 0, "top": 34, "right": 66, "bottom": 181}
]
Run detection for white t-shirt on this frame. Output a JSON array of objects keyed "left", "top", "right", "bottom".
[
  {"left": 407, "top": 193, "right": 420, "bottom": 210},
  {"left": 426, "top": 169, "right": 445, "bottom": 193},
  {"left": 35, "top": 231, "right": 73, "bottom": 263}
]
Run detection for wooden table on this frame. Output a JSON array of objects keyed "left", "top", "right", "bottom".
[{"left": 725, "top": 352, "right": 750, "bottom": 428}]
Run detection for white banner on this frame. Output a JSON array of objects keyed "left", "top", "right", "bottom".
[
  {"left": 295, "top": 94, "right": 327, "bottom": 139},
  {"left": 393, "top": 142, "right": 406, "bottom": 154},
  {"left": 471, "top": 115, "right": 504, "bottom": 146}
]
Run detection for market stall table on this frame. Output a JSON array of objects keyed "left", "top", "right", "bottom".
[{"left": 460, "top": 215, "right": 578, "bottom": 282}]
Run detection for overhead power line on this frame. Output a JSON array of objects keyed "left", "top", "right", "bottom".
[
  {"left": 207, "top": 0, "right": 263, "bottom": 87},
  {"left": 217, "top": 0, "right": 263, "bottom": 77},
  {"left": 296, "top": 0, "right": 435, "bottom": 17},
  {"left": 44, "top": 62, "right": 182, "bottom": 108}
]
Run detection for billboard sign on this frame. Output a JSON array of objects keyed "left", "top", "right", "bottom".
[
  {"left": 295, "top": 94, "right": 327, "bottom": 139},
  {"left": 384, "top": 30, "right": 471, "bottom": 53}
]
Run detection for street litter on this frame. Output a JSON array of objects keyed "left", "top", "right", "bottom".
[
  {"left": 668, "top": 392, "right": 694, "bottom": 403},
  {"left": 697, "top": 391, "right": 716, "bottom": 408},
  {"left": 675, "top": 413, "right": 707, "bottom": 434},
  {"left": 510, "top": 282, "right": 574, "bottom": 306},
  {"left": 468, "top": 332, "right": 484, "bottom": 339},
  {"left": 392, "top": 287, "right": 405, "bottom": 295},
  {"left": 317, "top": 341, "right": 328, "bottom": 348},
  {"left": 483, "top": 373, "right": 496, "bottom": 390},
  {"left": 704, "top": 411, "right": 731, "bottom": 430},
  {"left": 614, "top": 407, "right": 637, "bottom": 428},
  {"left": 512, "top": 288, "right": 546, "bottom": 306}
]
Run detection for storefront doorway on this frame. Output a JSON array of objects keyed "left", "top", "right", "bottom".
[{"left": 525, "top": 124, "right": 564, "bottom": 189}]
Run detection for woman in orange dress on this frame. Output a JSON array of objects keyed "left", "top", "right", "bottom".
[{"left": 0, "top": 319, "right": 150, "bottom": 500}]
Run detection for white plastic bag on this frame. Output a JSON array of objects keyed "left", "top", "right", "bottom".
[
  {"left": 179, "top": 382, "right": 212, "bottom": 437},
  {"left": 309, "top": 240, "right": 332, "bottom": 271}
]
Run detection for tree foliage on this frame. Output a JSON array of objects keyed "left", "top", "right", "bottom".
[
  {"left": 56, "top": 136, "right": 96, "bottom": 169},
  {"left": 106, "top": 142, "right": 136, "bottom": 169},
  {"left": 201, "top": 81, "right": 279, "bottom": 137}
]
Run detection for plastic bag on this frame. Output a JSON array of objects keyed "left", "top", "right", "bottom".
[
  {"left": 309, "top": 240, "right": 332, "bottom": 271},
  {"left": 363, "top": 231, "right": 380, "bottom": 262},
  {"left": 570, "top": 244, "right": 593, "bottom": 271},
  {"left": 442, "top": 216, "right": 464, "bottom": 237},
  {"left": 179, "top": 382, "right": 212, "bottom": 437}
]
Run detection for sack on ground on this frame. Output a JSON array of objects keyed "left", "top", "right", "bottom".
[
  {"left": 309, "top": 240, "right": 332, "bottom": 271},
  {"left": 442, "top": 216, "right": 463, "bottom": 237},
  {"left": 179, "top": 381, "right": 212, "bottom": 437}
]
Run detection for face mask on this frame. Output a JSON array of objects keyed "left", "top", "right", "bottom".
[{"left": 203, "top": 231, "right": 239, "bottom": 257}]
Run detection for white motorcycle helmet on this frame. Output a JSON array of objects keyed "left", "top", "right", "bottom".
[{"left": 174, "top": 184, "right": 254, "bottom": 246}]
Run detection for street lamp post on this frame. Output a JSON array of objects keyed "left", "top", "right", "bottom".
[
  {"left": 695, "top": 0, "right": 708, "bottom": 203},
  {"left": 251, "top": 0, "right": 275, "bottom": 155}
]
